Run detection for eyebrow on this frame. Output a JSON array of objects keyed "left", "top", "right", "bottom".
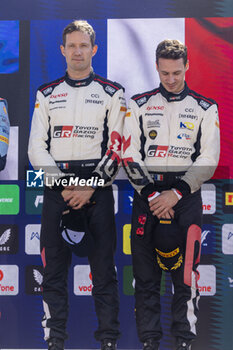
[{"left": 161, "top": 70, "right": 182, "bottom": 74}]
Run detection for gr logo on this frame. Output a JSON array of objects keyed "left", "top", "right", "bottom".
[
  {"left": 147, "top": 145, "right": 168, "bottom": 157},
  {"left": 53, "top": 125, "right": 73, "bottom": 138}
]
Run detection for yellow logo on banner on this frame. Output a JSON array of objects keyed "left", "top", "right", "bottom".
[
  {"left": 123, "top": 224, "right": 131, "bottom": 255},
  {"left": 225, "top": 192, "right": 233, "bottom": 205}
]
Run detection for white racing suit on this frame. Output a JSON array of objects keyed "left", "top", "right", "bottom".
[
  {"left": 28, "top": 71, "right": 126, "bottom": 342},
  {"left": 122, "top": 82, "right": 220, "bottom": 344}
]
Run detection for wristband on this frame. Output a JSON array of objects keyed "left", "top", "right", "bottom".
[
  {"left": 172, "top": 188, "right": 183, "bottom": 200},
  {"left": 148, "top": 191, "right": 160, "bottom": 202}
]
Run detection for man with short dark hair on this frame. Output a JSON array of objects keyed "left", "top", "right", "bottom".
[
  {"left": 122, "top": 39, "right": 220, "bottom": 350},
  {"left": 28, "top": 20, "right": 125, "bottom": 350}
]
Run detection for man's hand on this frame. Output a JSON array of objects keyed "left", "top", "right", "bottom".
[
  {"left": 61, "top": 185, "right": 95, "bottom": 210},
  {"left": 148, "top": 190, "right": 179, "bottom": 218}
]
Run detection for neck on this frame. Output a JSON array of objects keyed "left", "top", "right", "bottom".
[{"left": 67, "top": 67, "right": 92, "bottom": 80}]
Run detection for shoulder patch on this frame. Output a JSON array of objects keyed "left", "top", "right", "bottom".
[
  {"left": 94, "top": 74, "right": 124, "bottom": 96},
  {"left": 39, "top": 76, "right": 65, "bottom": 97},
  {"left": 189, "top": 90, "right": 217, "bottom": 111},
  {"left": 132, "top": 89, "right": 159, "bottom": 107}
]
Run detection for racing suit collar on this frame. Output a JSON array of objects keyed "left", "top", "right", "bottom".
[
  {"left": 65, "top": 71, "right": 95, "bottom": 87},
  {"left": 159, "top": 81, "right": 189, "bottom": 102}
]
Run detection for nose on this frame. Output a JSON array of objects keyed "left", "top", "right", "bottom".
[
  {"left": 74, "top": 46, "right": 82, "bottom": 55},
  {"left": 167, "top": 74, "right": 175, "bottom": 84}
]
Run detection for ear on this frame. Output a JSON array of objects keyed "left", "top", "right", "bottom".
[
  {"left": 185, "top": 60, "right": 189, "bottom": 72},
  {"left": 92, "top": 45, "right": 98, "bottom": 57},
  {"left": 60, "top": 45, "right": 65, "bottom": 57},
  {"left": 156, "top": 62, "right": 159, "bottom": 72}
]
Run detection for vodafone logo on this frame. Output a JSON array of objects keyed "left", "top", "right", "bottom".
[
  {"left": 0, "top": 265, "right": 19, "bottom": 295},
  {"left": 201, "top": 184, "right": 216, "bottom": 214},
  {"left": 197, "top": 265, "right": 216, "bottom": 296},
  {"left": 74, "top": 265, "right": 93, "bottom": 296}
]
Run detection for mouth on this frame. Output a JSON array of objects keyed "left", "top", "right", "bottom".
[{"left": 167, "top": 83, "right": 176, "bottom": 89}]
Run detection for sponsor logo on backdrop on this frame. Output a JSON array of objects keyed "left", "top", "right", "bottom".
[
  {"left": 228, "top": 277, "right": 233, "bottom": 288},
  {"left": 112, "top": 184, "right": 118, "bottom": 215},
  {"left": 25, "top": 265, "right": 43, "bottom": 294},
  {"left": 222, "top": 185, "right": 233, "bottom": 213},
  {"left": 201, "top": 184, "right": 216, "bottom": 214},
  {"left": 123, "top": 266, "right": 135, "bottom": 295},
  {"left": 201, "top": 225, "right": 215, "bottom": 254},
  {"left": 74, "top": 265, "right": 93, "bottom": 296},
  {"left": 197, "top": 265, "right": 216, "bottom": 296},
  {"left": 0, "top": 265, "right": 19, "bottom": 296},
  {"left": 123, "top": 224, "right": 131, "bottom": 255},
  {"left": 147, "top": 145, "right": 168, "bottom": 157},
  {"left": 222, "top": 224, "right": 233, "bottom": 255},
  {"left": 123, "top": 185, "right": 134, "bottom": 214},
  {"left": 225, "top": 192, "right": 233, "bottom": 205},
  {"left": 0, "top": 185, "right": 19, "bottom": 215},
  {"left": 25, "top": 224, "right": 41, "bottom": 255},
  {"left": 0, "top": 225, "right": 18, "bottom": 254},
  {"left": 25, "top": 190, "right": 44, "bottom": 215}
]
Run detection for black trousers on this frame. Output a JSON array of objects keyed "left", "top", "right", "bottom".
[
  {"left": 40, "top": 186, "right": 120, "bottom": 341},
  {"left": 131, "top": 189, "right": 202, "bottom": 343}
]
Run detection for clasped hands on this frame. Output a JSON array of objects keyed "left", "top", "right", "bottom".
[
  {"left": 61, "top": 185, "right": 95, "bottom": 210},
  {"left": 148, "top": 190, "right": 179, "bottom": 219}
]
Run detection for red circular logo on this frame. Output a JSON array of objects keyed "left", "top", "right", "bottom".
[{"left": 0, "top": 270, "right": 4, "bottom": 281}]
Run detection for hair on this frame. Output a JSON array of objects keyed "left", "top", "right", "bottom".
[
  {"left": 62, "top": 20, "right": 96, "bottom": 47},
  {"left": 156, "top": 39, "right": 188, "bottom": 66}
]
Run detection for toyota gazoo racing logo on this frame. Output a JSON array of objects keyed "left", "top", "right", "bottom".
[
  {"left": 180, "top": 121, "right": 194, "bottom": 131},
  {"left": 53, "top": 125, "right": 73, "bottom": 138},
  {"left": 147, "top": 145, "right": 168, "bottom": 157}
]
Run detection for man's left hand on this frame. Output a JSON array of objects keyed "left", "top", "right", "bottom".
[{"left": 148, "top": 190, "right": 179, "bottom": 218}]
